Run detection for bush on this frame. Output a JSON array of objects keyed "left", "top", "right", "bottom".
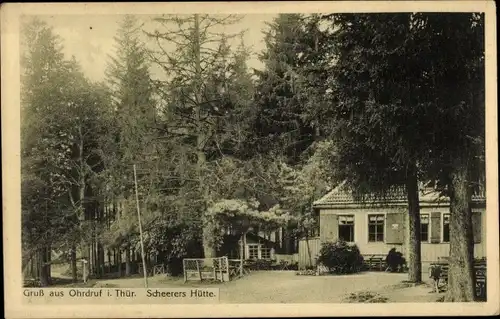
[
  {"left": 344, "top": 291, "right": 388, "bottom": 303},
  {"left": 385, "top": 248, "right": 406, "bottom": 272},
  {"left": 317, "top": 240, "right": 364, "bottom": 274},
  {"left": 296, "top": 269, "right": 317, "bottom": 276}
]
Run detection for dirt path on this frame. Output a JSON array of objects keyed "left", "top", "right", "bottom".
[{"left": 87, "top": 271, "right": 408, "bottom": 303}]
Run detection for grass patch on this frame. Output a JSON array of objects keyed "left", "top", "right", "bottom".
[{"left": 344, "top": 291, "right": 389, "bottom": 303}]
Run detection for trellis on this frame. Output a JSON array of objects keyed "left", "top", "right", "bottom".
[{"left": 183, "top": 257, "right": 229, "bottom": 282}]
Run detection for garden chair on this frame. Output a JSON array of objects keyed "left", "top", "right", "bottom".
[
  {"left": 153, "top": 264, "right": 166, "bottom": 276},
  {"left": 279, "top": 260, "right": 289, "bottom": 270}
]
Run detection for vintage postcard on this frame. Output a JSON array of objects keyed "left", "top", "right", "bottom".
[{"left": 2, "top": 1, "right": 499, "bottom": 318}]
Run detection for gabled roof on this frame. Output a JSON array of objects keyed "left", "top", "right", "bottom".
[{"left": 313, "top": 181, "right": 486, "bottom": 208}]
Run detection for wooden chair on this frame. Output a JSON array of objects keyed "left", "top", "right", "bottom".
[
  {"left": 153, "top": 264, "right": 166, "bottom": 276},
  {"left": 279, "top": 260, "right": 289, "bottom": 270}
]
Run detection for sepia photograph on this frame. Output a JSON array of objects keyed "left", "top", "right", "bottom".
[{"left": 2, "top": 1, "right": 499, "bottom": 318}]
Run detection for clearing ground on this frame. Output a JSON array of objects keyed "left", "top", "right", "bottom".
[{"left": 50, "top": 270, "right": 442, "bottom": 303}]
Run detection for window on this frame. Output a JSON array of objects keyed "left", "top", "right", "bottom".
[
  {"left": 228, "top": 249, "right": 239, "bottom": 259},
  {"left": 248, "top": 244, "right": 259, "bottom": 259},
  {"left": 420, "top": 214, "right": 429, "bottom": 242},
  {"left": 261, "top": 247, "right": 271, "bottom": 260},
  {"left": 339, "top": 215, "right": 355, "bottom": 242},
  {"left": 443, "top": 213, "right": 450, "bottom": 243},
  {"left": 368, "top": 214, "right": 385, "bottom": 242}
]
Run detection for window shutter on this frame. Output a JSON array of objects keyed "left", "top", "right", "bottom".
[
  {"left": 320, "top": 213, "right": 338, "bottom": 243},
  {"left": 430, "top": 212, "right": 441, "bottom": 243},
  {"left": 385, "top": 213, "right": 404, "bottom": 244},
  {"left": 472, "top": 211, "right": 482, "bottom": 244}
]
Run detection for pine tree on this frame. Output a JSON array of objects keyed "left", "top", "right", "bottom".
[
  {"left": 21, "top": 17, "right": 111, "bottom": 284},
  {"left": 145, "top": 14, "right": 251, "bottom": 258},
  {"left": 253, "top": 14, "right": 321, "bottom": 164},
  {"left": 103, "top": 15, "right": 158, "bottom": 276},
  {"left": 321, "top": 13, "right": 426, "bottom": 282},
  {"left": 410, "top": 13, "right": 485, "bottom": 302}
]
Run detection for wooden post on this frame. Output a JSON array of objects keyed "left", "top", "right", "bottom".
[
  {"left": 133, "top": 164, "right": 148, "bottom": 288},
  {"left": 212, "top": 261, "right": 216, "bottom": 281},
  {"left": 239, "top": 235, "right": 244, "bottom": 277},
  {"left": 243, "top": 231, "right": 247, "bottom": 257},
  {"left": 82, "top": 259, "right": 88, "bottom": 283},
  {"left": 196, "top": 260, "right": 202, "bottom": 281},
  {"left": 183, "top": 260, "right": 187, "bottom": 283},
  {"left": 305, "top": 234, "right": 313, "bottom": 267},
  {"left": 219, "top": 258, "right": 223, "bottom": 282}
]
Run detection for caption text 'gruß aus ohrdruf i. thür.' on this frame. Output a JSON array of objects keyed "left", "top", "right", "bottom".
[{"left": 23, "top": 288, "right": 219, "bottom": 301}]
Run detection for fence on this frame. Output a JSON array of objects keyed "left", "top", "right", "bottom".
[
  {"left": 429, "top": 257, "right": 487, "bottom": 301},
  {"left": 298, "top": 237, "right": 321, "bottom": 269},
  {"left": 183, "top": 257, "right": 230, "bottom": 282}
]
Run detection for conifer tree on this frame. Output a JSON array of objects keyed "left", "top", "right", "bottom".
[
  {"left": 21, "top": 17, "right": 110, "bottom": 283},
  {"left": 103, "top": 15, "right": 158, "bottom": 276},
  {"left": 145, "top": 14, "right": 252, "bottom": 258}
]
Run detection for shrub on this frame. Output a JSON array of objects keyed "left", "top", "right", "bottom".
[
  {"left": 317, "top": 240, "right": 364, "bottom": 274},
  {"left": 344, "top": 291, "right": 388, "bottom": 303},
  {"left": 385, "top": 248, "right": 406, "bottom": 272},
  {"left": 296, "top": 269, "right": 317, "bottom": 276}
]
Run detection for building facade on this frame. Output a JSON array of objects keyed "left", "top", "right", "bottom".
[{"left": 297, "top": 183, "right": 486, "bottom": 269}]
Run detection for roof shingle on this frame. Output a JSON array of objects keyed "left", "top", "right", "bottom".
[{"left": 313, "top": 181, "right": 486, "bottom": 207}]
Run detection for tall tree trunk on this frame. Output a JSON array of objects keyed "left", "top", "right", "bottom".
[
  {"left": 202, "top": 226, "right": 217, "bottom": 258},
  {"left": 46, "top": 245, "right": 52, "bottom": 285},
  {"left": 107, "top": 249, "right": 111, "bottom": 274},
  {"left": 117, "top": 249, "right": 123, "bottom": 277},
  {"left": 125, "top": 245, "right": 131, "bottom": 276},
  {"left": 34, "top": 251, "right": 40, "bottom": 280},
  {"left": 39, "top": 247, "right": 50, "bottom": 287},
  {"left": 283, "top": 228, "right": 293, "bottom": 254},
  {"left": 406, "top": 166, "right": 422, "bottom": 282},
  {"left": 30, "top": 254, "right": 35, "bottom": 279},
  {"left": 71, "top": 245, "right": 77, "bottom": 282},
  {"left": 115, "top": 249, "right": 119, "bottom": 275},
  {"left": 445, "top": 160, "right": 475, "bottom": 302},
  {"left": 91, "top": 211, "right": 97, "bottom": 277},
  {"left": 98, "top": 243, "right": 105, "bottom": 278},
  {"left": 191, "top": 14, "right": 216, "bottom": 259},
  {"left": 243, "top": 231, "right": 247, "bottom": 259},
  {"left": 89, "top": 240, "right": 94, "bottom": 277}
]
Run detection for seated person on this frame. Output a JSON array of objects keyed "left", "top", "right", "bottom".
[{"left": 428, "top": 264, "right": 442, "bottom": 293}]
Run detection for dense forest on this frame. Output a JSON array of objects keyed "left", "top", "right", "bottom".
[{"left": 21, "top": 13, "right": 485, "bottom": 302}]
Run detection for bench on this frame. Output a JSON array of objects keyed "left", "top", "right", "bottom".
[{"left": 363, "top": 254, "right": 387, "bottom": 271}]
